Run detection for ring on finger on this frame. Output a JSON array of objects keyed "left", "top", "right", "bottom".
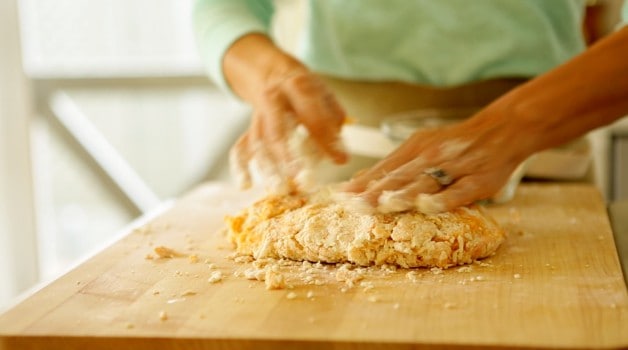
[{"left": 423, "top": 167, "right": 453, "bottom": 186}]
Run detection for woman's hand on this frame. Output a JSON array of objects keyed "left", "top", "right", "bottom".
[
  {"left": 224, "top": 34, "right": 348, "bottom": 191},
  {"left": 342, "top": 108, "right": 530, "bottom": 214},
  {"left": 343, "top": 26, "right": 628, "bottom": 214}
]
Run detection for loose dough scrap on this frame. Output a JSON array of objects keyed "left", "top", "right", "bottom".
[{"left": 226, "top": 189, "right": 506, "bottom": 269}]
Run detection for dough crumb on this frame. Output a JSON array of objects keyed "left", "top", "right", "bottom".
[
  {"left": 253, "top": 259, "right": 270, "bottom": 269},
  {"left": 159, "top": 310, "right": 168, "bottom": 321},
  {"left": 234, "top": 255, "right": 254, "bottom": 263},
  {"left": 244, "top": 267, "right": 266, "bottom": 281},
  {"left": 513, "top": 273, "right": 521, "bottom": 279},
  {"left": 406, "top": 271, "right": 419, "bottom": 282},
  {"left": 443, "top": 302, "right": 457, "bottom": 309},
  {"left": 207, "top": 271, "right": 223, "bottom": 284},
  {"left": 360, "top": 281, "right": 375, "bottom": 292},
  {"left": 430, "top": 267, "right": 443, "bottom": 275},
  {"left": 181, "top": 290, "right": 197, "bottom": 297},
  {"left": 154, "top": 246, "right": 185, "bottom": 259},
  {"left": 336, "top": 264, "right": 365, "bottom": 287},
  {"left": 380, "top": 264, "right": 397, "bottom": 273},
  {"left": 188, "top": 254, "right": 199, "bottom": 263},
  {"left": 286, "top": 292, "right": 297, "bottom": 300},
  {"left": 265, "top": 268, "right": 286, "bottom": 290}
]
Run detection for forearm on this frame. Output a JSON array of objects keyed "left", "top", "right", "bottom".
[
  {"left": 193, "top": 0, "right": 273, "bottom": 93},
  {"left": 223, "top": 33, "right": 305, "bottom": 104},
  {"left": 480, "top": 26, "right": 628, "bottom": 157}
]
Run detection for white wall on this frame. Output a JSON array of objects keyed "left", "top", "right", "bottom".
[{"left": 0, "top": 0, "right": 39, "bottom": 309}]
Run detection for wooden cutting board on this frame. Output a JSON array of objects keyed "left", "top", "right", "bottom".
[{"left": 0, "top": 183, "right": 627, "bottom": 350}]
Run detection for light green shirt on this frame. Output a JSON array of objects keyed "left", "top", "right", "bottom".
[{"left": 194, "top": 0, "right": 588, "bottom": 93}]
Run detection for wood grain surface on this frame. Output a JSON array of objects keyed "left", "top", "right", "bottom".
[{"left": 0, "top": 183, "right": 626, "bottom": 350}]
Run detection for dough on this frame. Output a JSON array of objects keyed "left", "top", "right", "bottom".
[{"left": 226, "top": 189, "right": 506, "bottom": 269}]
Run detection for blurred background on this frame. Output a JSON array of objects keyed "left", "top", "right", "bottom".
[
  {"left": 1, "top": 0, "right": 627, "bottom": 311},
  {"left": 0, "top": 0, "right": 251, "bottom": 310}
]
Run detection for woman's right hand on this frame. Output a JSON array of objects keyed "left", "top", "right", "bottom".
[{"left": 224, "top": 34, "right": 349, "bottom": 191}]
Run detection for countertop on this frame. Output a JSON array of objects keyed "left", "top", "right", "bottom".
[{"left": 0, "top": 182, "right": 626, "bottom": 350}]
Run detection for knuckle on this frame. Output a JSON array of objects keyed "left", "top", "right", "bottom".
[
  {"left": 287, "top": 72, "right": 322, "bottom": 94},
  {"left": 304, "top": 122, "right": 327, "bottom": 137},
  {"left": 261, "top": 85, "right": 282, "bottom": 101}
]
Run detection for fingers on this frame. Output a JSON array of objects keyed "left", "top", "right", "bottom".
[
  {"left": 289, "top": 125, "right": 323, "bottom": 190},
  {"left": 230, "top": 133, "right": 253, "bottom": 189},
  {"left": 283, "top": 74, "right": 348, "bottom": 164},
  {"left": 232, "top": 69, "right": 351, "bottom": 192},
  {"left": 262, "top": 111, "right": 299, "bottom": 177},
  {"left": 358, "top": 156, "right": 428, "bottom": 204},
  {"left": 416, "top": 177, "right": 481, "bottom": 214},
  {"left": 343, "top": 138, "right": 425, "bottom": 193},
  {"left": 249, "top": 115, "right": 284, "bottom": 187},
  {"left": 368, "top": 174, "right": 486, "bottom": 215},
  {"left": 256, "top": 88, "right": 300, "bottom": 182},
  {"left": 376, "top": 174, "right": 442, "bottom": 213}
]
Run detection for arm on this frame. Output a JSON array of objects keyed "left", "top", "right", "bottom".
[
  {"left": 224, "top": 34, "right": 348, "bottom": 190},
  {"left": 345, "top": 26, "right": 628, "bottom": 213},
  {"left": 499, "top": 25, "right": 628, "bottom": 154},
  {"left": 193, "top": 0, "right": 273, "bottom": 93},
  {"left": 194, "top": 1, "right": 348, "bottom": 191}
]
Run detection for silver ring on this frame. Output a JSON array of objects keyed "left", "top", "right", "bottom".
[{"left": 423, "top": 167, "right": 453, "bottom": 186}]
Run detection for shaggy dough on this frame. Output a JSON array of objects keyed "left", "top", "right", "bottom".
[{"left": 226, "top": 189, "right": 506, "bottom": 269}]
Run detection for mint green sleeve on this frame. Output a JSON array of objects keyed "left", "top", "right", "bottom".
[
  {"left": 622, "top": 1, "right": 628, "bottom": 27},
  {"left": 193, "top": 0, "right": 274, "bottom": 93}
]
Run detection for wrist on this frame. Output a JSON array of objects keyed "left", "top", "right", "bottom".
[
  {"left": 223, "top": 33, "right": 305, "bottom": 103},
  {"left": 464, "top": 95, "right": 541, "bottom": 165}
]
